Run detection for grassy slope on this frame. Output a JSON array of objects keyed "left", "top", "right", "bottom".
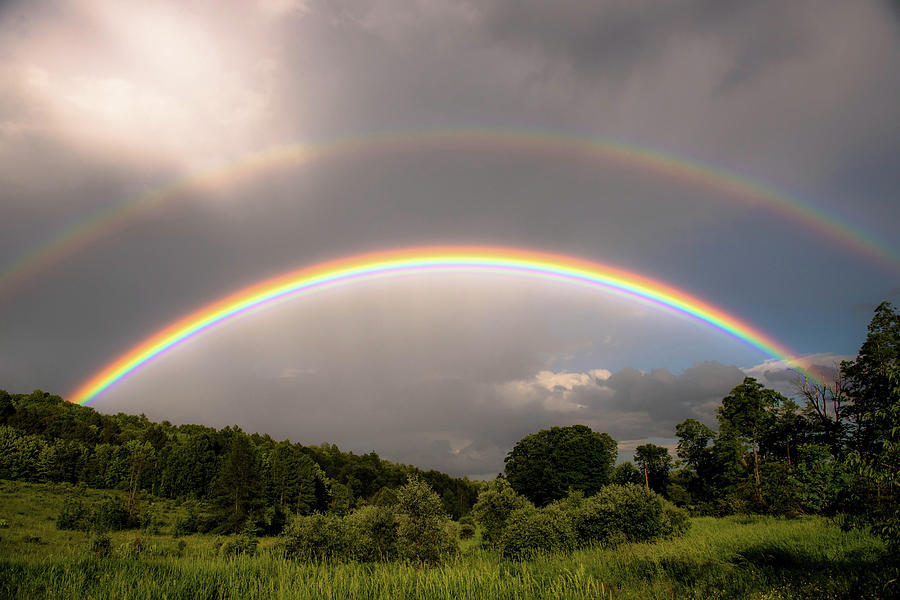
[{"left": 0, "top": 480, "right": 892, "bottom": 599}]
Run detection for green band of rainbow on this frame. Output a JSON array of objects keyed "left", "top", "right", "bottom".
[
  {"left": 70, "top": 247, "right": 821, "bottom": 405},
  {"left": 4, "top": 129, "right": 897, "bottom": 300}
]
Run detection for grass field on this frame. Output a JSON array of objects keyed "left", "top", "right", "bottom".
[{"left": 0, "top": 480, "right": 894, "bottom": 599}]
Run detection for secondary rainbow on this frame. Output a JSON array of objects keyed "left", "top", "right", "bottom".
[
  {"left": 70, "top": 247, "right": 822, "bottom": 405},
  {"left": 4, "top": 129, "right": 897, "bottom": 300}
]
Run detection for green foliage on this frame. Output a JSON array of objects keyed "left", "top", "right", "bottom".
[
  {"left": 498, "top": 505, "right": 577, "bottom": 559},
  {"left": 842, "top": 301, "right": 900, "bottom": 455},
  {"left": 0, "top": 390, "right": 480, "bottom": 536},
  {"left": 612, "top": 461, "right": 643, "bottom": 486},
  {"left": 586, "top": 484, "right": 669, "bottom": 543},
  {"left": 172, "top": 501, "right": 201, "bottom": 537},
  {"left": 89, "top": 534, "right": 111, "bottom": 558},
  {"left": 661, "top": 499, "right": 691, "bottom": 537},
  {"left": 211, "top": 434, "right": 262, "bottom": 533},
  {"left": 328, "top": 481, "right": 354, "bottom": 516},
  {"left": 504, "top": 425, "right": 617, "bottom": 506},
  {"left": 369, "top": 486, "right": 399, "bottom": 507},
  {"left": 90, "top": 495, "right": 130, "bottom": 532},
  {"left": 0, "top": 477, "right": 892, "bottom": 600},
  {"left": 280, "top": 513, "right": 349, "bottom": 561},
  {"left": 56, "top": 496, "right": 89, "bottom": 531},
  {"left": 458, "top": 523, "right": 475, "bottom": 540},
  {"left": 719, "top": 377, "right": 786, "bottom": 496},
  {"left": 56, "top": 494, "right": 136, "bottom": 532},
  {"left": 220, "top": 532, "right": 259, "bottom": 557},
  {"left": 634, "top": 443, "right": 673, "bottom": 496},
  {"left": 344, "top": 505, "right": 399, "bottom": 562},
  {"left": 395, "top": 475, "right": 457, "bottom": 564},
  {"left": 471, "top": 478, "right": 532, "bottom": 549}
]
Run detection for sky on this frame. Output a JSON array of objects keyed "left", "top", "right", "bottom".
[{"left": 1, "top": 0, "right": 898, "bottom": 477}]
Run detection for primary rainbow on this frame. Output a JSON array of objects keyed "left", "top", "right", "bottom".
[
  {"left": 70, "top": 247, "right": 822, "bottom": 405},
  {"left": 4, "top": 128, "right": 898, "bottom": 300}
]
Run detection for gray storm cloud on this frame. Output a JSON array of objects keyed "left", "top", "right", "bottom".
[{"left": 1, "top": 0, "right": 898, "bottom": 476}]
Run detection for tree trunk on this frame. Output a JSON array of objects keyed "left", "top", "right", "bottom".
[{"left": 643, "top": 466, "right": 650, "bottom": 491}]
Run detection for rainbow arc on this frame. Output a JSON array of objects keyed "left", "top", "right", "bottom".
[{"left": 70, "top": 247, "right": 822, "bottom": 405}]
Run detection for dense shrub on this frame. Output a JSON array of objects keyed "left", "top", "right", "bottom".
[
  {"left": 471, "top": 478, "right": 532, "bottom": 549},
  {"left": 602, "top": 484, "right": 668, "bottom": 543},
  {"left": 57, "top": 495, "right": 133, "bottom": 532},
  {"left": 567, "top": 492, "right": 622, "bottom": 547},
  {"left": 91, "top": 496, "right": 130, "bottom": 532},
  {"left": 396, "top": 475, "right": 457, "bottom": 564},
  {"left": 518, "top": 485, "right": 690, "bottom": 552},
  {"left": 56, "top": 496, "right": 89, "bottom": 531},
  {"left": 459, "top": 523, "right": 475, "bottom": 540},
  {"left": 345, "top": 504, "right": 398, "bottom": 562},
  {"left": 661, "top": 499, "right": 691, "bottom": 537},
  {"left": 498, "top": 505, "right": 577, "bottom": 559},
  {"left": 220, "top": 533, "right": 258, "bottom": 557},
  {"left": 172, "top": 503, "right": 200, "bottom": 537},
  {"left": 280, "top": 513, "right": 349, "bottom": 561}
]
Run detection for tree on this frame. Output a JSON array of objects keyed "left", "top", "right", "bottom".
[
  {"left": 718, "top": 377, "right": 784, "bottom": 498},
  {"left": 634, "top": 443, "right": 673, "bottom": 495},
  {"left": 123, "top": 440, "right": 154, "bottom": 520},
  {"left": 395, "top": 475, "right": 457, "bottom": 564},
  {"left": 504, "top": 425, "right": 617, "bottom": 506},
  {"left": 842, "top": 301, "right": 900, "bottom": 455},
  {"left": 212, "top": 434, "right": 262, "bottom": 532},
  {"left": 471, "top": 477, "right": 532, "bottom": 549},
  {"left": 267, "top": 441, "right": 328, "bottom": 515},
  {"left": 612, "top": 461, "right": 644, "bottom": 486}
]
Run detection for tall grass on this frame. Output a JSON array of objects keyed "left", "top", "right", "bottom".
[{"left": 0, "top": 481, "right": 893, "bottom": 599}]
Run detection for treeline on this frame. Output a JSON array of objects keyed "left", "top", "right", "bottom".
[
  {"left": 485, "top": 302, "right": 898, "bottom": 555},
  {"left": 0, "top": 391, "right": 479, "bottom": 533},
  {"left": 613, "top": 302, "right": 899, "bottom": 542}
]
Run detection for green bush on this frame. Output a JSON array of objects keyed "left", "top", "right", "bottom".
[
  {"left": 220, "top": 533, "right": 258, "bottom": 557},
  {"left": 661, "top": 499, "right": 691, "bottom": 537},
  {"left": 396, "top": 475, "right": 457, "bottom": 564},
  {"left": 345, "top": 504, "right": 399, "bottom": 562},
  {"left": 280, "top": 513, "right": 349, "bottom": 561},
  {"left": 498, "top": 505, "right": 577, "bottom": 559},
  {"left": 602, "top": 484, "right": 667, "bottom": 543},
  {"left": 568, "top": 492, "right": 621, "bottom": 547},
  {"left": 459, "top": 523, "right": 475, "bottom": 540},
  {"left": 90, "top": 496, "right": 130, "bottom": 532},
  {"left": 56, "top": 496, "right": 88, "bottom": 531},
  {"left": 173, "top": 512, "right": 200, "bottom": 537},
  {"left": 471, "top": 478, "right": 532, "bottom": 549},
  {"left": 562, "top": 485, "right": 680, "bottom": 547}
]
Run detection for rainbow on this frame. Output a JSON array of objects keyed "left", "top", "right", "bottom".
[
  {"left": 3, "top": 129, "right": 897, "bottom": 299},
  {"left": 70, "top": 247, "right": 822, "bottom": 405}
]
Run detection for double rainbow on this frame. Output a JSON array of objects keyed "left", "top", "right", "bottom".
[{"left": 70, "top": 247, "right": 820, "bottom": 405}]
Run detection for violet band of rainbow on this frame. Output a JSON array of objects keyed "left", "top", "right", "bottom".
[{"left": 70, "top": 247, "right": 821, "bottom": 405}]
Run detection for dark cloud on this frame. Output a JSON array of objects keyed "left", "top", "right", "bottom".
[{"left": 1, "top": 0, "right": 898, "bottom": 476}]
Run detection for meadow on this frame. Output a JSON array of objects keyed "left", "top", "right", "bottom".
[{"left": 0, "top": 480, "right": 893, "bottom": 600}]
